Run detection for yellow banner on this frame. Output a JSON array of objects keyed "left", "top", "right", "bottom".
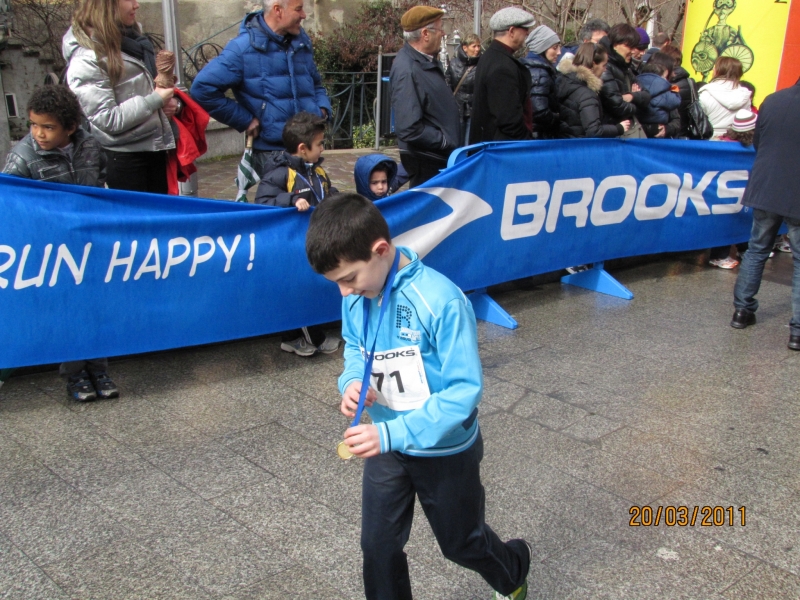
[{"left": 682, "top": 0, "right": 793, "bottom": 105}]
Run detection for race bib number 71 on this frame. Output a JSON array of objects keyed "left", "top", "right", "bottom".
[{"left": 369, "top": 345, "right": 431, "bottom": 411}]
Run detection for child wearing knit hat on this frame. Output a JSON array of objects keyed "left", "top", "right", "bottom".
[{"left": 720, "top": 108, "right": 757, "bottom": 146}]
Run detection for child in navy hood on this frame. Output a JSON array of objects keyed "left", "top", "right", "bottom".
[
  {"left": 353, "top": 154, "right": 402, "bottom": 201},
  {"left": 636, "top": 52, "right": 681, "bottom": 137}
]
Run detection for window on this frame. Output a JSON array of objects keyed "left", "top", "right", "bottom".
[{"left": 5, "top": 93, "right": 18, "bottom": 118}]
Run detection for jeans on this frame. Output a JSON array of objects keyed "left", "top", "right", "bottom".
[
  {"left": 360, "top": 432, "right": 529, "bottom": 599},
  {"left": 60, "top": 358, "right": 108, "bottom": 379},
  {"left": 105, "top": 150, "right": 168, "bottom": 194},
  {"left": 252, "top": 150, "right": 283, "bottom": 179},
  {"left": 733, "top": 208, "right": 800, "bottom": 335}
]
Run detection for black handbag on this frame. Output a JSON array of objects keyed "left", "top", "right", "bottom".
[{"left": 686, "top": 79, "right": 714, "bottom": 140}]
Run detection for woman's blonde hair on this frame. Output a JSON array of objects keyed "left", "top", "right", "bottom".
[{"left": 72, "top": 0, "right": 135, "bottom": 86}]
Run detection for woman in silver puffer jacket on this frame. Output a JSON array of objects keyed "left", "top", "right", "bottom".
[{"left": 62, "top": 0, "right": 177, "bottom": 193}]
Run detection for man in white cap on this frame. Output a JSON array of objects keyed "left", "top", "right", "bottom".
[
  {"left": 471, "top": 7, "right": 536, "bottom": 142},
  {"left": 390, "top": 6, "right": 462, "bottom": 186}
]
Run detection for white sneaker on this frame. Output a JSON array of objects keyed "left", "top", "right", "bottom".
[
  {"left": 317, "top": 335, "right": 341, "bottom": 354},
  {"left": 565, "top": 264, "right": 590, "bottom": 274},
  {"left": 709, "top": 257, "right": 739, "bottom": 269},
  {"left": 280, "top": 336, "right": 317, "bottom": 357}
]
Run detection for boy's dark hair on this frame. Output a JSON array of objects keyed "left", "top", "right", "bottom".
[
  {"left": 306, "top": 192, "right": 392, "bottom": 274},
  {"left": 740, "top": 80, "right": 756, "bottom": 96},
  {"left": 608, "top": 23, "right": 640, "bottom": 49},
  {"left": 640, "top": 52, "right": 675, "bottom": 78},
  {"left": 370, "top": 163, "right": 391, "bottom": 178},
  {"left": 27, "top": 85, "right": 83, "bottom": 130},
  {"left": 282, "top": 111, "right": 327, "bottom": 154}
]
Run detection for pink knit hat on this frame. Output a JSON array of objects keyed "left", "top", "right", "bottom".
[{"left": 732, "top": 109, "right": 757, "bottom": 132}]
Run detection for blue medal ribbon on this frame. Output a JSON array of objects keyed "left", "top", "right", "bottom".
[
  {"left": 295, "top": 170, "right": 325, "bottom": 204},
  {"left": 350, "top": 250, "right": 401, "bottom": 427}
]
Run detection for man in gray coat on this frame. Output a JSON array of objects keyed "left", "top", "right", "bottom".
[
  {"left": 390, "top": 6, "right": 461, "bottom": 187},
  {"left": 731, "top": 78, "right": 800, "bottom": 350}
]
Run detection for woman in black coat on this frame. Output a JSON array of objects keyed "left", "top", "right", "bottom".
[
  {"left": 445, "top": 34, "right": 481, "bottom": 145},
  {"left": 520, "top": 25, "right": 562, "bottom": 138},
  {"left": 556, "top": 43, "right": 630, "bottom": 138}
]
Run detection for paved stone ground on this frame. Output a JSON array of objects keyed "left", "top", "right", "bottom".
[{"left": 1, "top": 151, "right": 800, "bottom": 599}]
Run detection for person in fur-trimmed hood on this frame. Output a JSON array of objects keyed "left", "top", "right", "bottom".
[{"left": 556, "top": 43, "right": 630, "bottom": 138}]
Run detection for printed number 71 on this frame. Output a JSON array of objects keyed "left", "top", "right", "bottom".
[{"left": 371, "top": 371, "right": 405, "bottom": 393}]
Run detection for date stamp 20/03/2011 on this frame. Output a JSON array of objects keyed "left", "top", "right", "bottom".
[{"left": 629, "top": 506, "right": 746, "bottom": 527}]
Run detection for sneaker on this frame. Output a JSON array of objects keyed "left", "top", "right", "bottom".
[
  {"left": 280, "top": 336, "right": 317, "bottom": 357},
  {"left": 776, "top": 239, "right": 792, "bottom": 253},
  {"left": 492, "top": 540, "right": 531, "bottom": 600},
  {"left": 317, "top": 335, "right": 341, "bottom": 354},
  {"left": 492, "top": 582, "right": 527, "bottom": 600},
  {"left": 67, "top": 370, "right": 97, "bottom": 402},
  {"left": 565, "top": 264, "right": 589, "bottom": 275},
  {"left": 709, "top": 257, "right": 739, "bottom": 269},
  {"left": 89, "top": 371, "right": 119, "bottom": 400}
]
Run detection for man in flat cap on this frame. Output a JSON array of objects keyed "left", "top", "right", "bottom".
[
  {"left": 471, "top": 7, "right": 536, "bottom": 142},
  {"left": 390, "top": 6, "right": 462, "bottom": 186}
]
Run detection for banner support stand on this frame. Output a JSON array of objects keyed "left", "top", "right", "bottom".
[
  {"left": 469, "top": 288, "right": 518, "bottom": 329},
  {"left": 560, "top": 262, "right": 634, "bottom": 300}
]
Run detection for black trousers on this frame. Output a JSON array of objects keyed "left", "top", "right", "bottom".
[
  {"left": 360, "top": 432, "right": 529, "bottom": 599},
  {"left": 399, "top": 153, "right": 448, "bottom": 188},
  {"left": 105, "top": 150, "right": 168, "bottom": 194}
]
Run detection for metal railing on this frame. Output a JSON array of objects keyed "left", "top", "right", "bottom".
[{"left": 322, "top": 71, "right": 380, "bottom": 148}]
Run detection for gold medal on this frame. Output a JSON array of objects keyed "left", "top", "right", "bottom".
[{"left": 337, "top": 441, "right": 354, "bottom": 460}]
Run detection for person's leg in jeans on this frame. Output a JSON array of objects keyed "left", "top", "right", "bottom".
[
  {"left": 410, "top": 433, "right": 530, "bottom": 596},
  {"left": 361, "top": 452, "right": 416, "bottom": 600},
  {"left": 734, "top": 209, "right": 784, "bottom": 314},
  {"left": 784, "top": 218, "right": 800, "bottom": 338}
]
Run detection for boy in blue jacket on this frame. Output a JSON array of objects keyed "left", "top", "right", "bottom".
[
  {"left": 305, "top": 193, "right": 531, "bottom": 600},
  {"left": 353, "top": 153, "right": 409, "bottom": 201},
  {"left": 636, "top": 52, "right": 681, "bottom": 138}
]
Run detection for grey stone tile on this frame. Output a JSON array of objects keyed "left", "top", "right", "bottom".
[
  {"left": 721, "top": 563, "right": 800, "bottom": 599},
  {"left": 220, "top": 565, "right": 353, "bottom": 599},
  {"left": 0, "top": 533, "right": 70, "bottom": 599},
  {"left": 88, "top": 466, "right": 228, "bottom": 538},
  {"left": 210, "top": 479, "right": 364, "bottom": 598},
  {"left": 476, "top": 376, "right": 529, "bottom": 411},
  {"left": 140, "top": 439, "right": 272, "bottom": 500},
  {"left": 84, "top": 393, "right": 207, "bottom": 450},
  {"left": 0, "top": 479, "right": 128, "bottom": 566},
  {"left": 510, "top": 392, "right": 589, "bottom": 431},
  {"left": 560, "top": 413, "right": 624, "bottom": 442},
  {"left": 42, "top": 538, "right": 215, "bottom": 599},
  {"left": 222, "top": 421, "right": 363, "bottom": 520},
  {"left": 142, "top": 516, "right": 293, "bottom": 596}
]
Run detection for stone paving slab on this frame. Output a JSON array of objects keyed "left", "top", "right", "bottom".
[{"left": 2, "top": 151, "right": 800, "bottom": 598}]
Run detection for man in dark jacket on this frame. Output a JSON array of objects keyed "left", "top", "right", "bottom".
[
  {"left": 190, "top": 0, "right": 332, "bottom": 177},
  {"left": 600, "top": 23, "right": 651, "bottom": 131},
  {"left": 731, "top": 79, "right": 800, "bottom": 349},
  {"left": 471, "top": 7, "right": 536, "bottom": 143},
  {"left": 391, "top": 6, "right": 461, "bottom": 187}
]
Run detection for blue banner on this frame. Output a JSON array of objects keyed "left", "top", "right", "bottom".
[{"left": 1, "top": 139, "right": 754, "bottom": 367}]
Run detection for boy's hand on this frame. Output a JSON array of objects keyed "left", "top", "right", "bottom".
[
  {"left": 296, "top": 198, "right": 310, "bottom": 211},
  {"left": 343, "top": 424, "right": 381, "bottom": 458},
  {"left": 341, "top": 381, "right": 377, "bottom": 418}
]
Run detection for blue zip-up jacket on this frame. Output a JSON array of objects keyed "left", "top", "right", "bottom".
[
  {"left": 190, "top": 11, "right": 332, "bottom": 152},
  {"left": 636, "top": 72, "right": 681, "bottom": 125},
  {"left": 353, "top": 154, "right": 398, "bottom": 201},
  {"left": 338, "top": 247, "right": 482, "bottom": 457}
]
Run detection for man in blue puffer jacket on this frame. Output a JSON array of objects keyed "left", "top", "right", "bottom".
[{"left": 191, "top": 0, "right": 332, "bottom": 177}]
